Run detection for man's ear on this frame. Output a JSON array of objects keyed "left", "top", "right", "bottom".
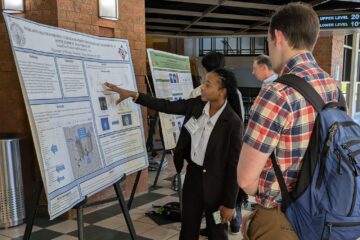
[
  {"left": 262, "top": 64, "right": 268, "bottom": 71},
  {"left": 274, "top": 29, "right": 285, "bottom": 47}
]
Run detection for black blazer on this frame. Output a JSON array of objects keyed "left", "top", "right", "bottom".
[{"left": 136, "top": 93, "right": 243, "bottom": 209}]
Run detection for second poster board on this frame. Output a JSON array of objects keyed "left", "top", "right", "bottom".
[{"left": 147, "top": 49, "right": 194, "bottom": 150}]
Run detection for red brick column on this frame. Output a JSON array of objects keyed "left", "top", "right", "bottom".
[{"left": 313, "top": 32, "right": 345, "bottom": 83}]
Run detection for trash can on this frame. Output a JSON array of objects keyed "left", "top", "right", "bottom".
[{"left": 0, "top": 133, "right": 26, "bottom": 228}]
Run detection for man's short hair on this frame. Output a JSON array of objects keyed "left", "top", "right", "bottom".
[
  {"left": 201, "top": 51, "right": 225, "bottom": 72},
  {"left": 254, "top": 55, "right": 273, "bottom": 70},
  {"left": 269, "top": 2, "right": 320, "bottom": 51}
]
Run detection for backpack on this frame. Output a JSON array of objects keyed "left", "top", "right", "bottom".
[
  {"left": 272, "top": 75, "right": 360, "bottom": 240},
  {"left": 153, "top": 202, "right": 181, "bottom": 222}
]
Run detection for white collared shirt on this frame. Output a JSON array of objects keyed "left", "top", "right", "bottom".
[
  {"left": 190, "top": 100, "right": 227, "bottom": 166},
  {"left": 261, "top": 73, "right": 278, "bottom": 88}
]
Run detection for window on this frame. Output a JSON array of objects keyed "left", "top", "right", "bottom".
[
  {"left": 215, "top": 38, "right": 224, "bottom": 51},
  {"left": 199, "top": 36, "right": 267, "bottom": 56}
]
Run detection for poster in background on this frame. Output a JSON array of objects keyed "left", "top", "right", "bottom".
[
  {"left": 4, "top": 13, "right": 148, "bottom": 219},
  {"left": 147, "top": 49, "right": 194, "bottom": 150}
]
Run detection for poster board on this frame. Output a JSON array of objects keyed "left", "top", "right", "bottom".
[
  {"left": 147, "top": 49, "right": 194, "bottom": 150},
  {"left": 3, "top": 14, "right": 148, "bottom": 219}
]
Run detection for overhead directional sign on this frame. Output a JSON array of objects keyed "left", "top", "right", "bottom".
[{"left": 320, "top": 14, "right": 360, "bottom": 29}]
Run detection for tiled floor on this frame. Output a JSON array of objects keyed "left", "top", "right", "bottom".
[{"left": 0, "top": 154, "right": 251, "bottom": 240}]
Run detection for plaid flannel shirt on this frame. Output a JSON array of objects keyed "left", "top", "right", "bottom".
[{"left": 244, "top": 52, "right": 338, "bottom": 208}]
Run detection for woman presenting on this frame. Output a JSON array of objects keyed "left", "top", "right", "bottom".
[{"left": 105, "top": 68, "right": 243, "bottom": 240}]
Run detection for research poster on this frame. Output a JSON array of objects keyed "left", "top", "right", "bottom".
[
  {"left": 4, "top": 14, "right": 148, "bottom": 219},
  {"left": 147, "top": 49, "right": 194, "bottom": 150}
]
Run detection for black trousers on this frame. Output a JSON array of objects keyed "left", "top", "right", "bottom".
[{"left": 179, "top": 162, "right": 228, "bottom": 240}]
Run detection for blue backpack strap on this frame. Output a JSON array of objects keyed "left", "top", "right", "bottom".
[
  {"left": 270, "top": 153, "right": 292, "bottom": 211},
  {"left": 270, "top": 74, "right": 325, "bottom": 211}
]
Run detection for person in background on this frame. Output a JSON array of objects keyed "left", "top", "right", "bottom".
[
  {"left": 189, "top": 51, "right": 245, "bottom": 121},
  {"left": 105, "top": 68, "right": 243, "bottom": 240},
  {"left": 252, "top": 54, "right": 278, "bottom": 88},
  {"left": 237, "top": 2, "right": 337, "bottom": 239}
]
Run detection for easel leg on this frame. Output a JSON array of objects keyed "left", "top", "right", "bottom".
[
  {"left": 127, "top": 171, "right": 141, "bottom": 210},
  {"left": 77, "top": 205, "right": 84, "bottom": 240},
  {"left": 114, "top": 183, "right": 138, "bottom": 240},
  {"left": 23, "top": 178, "right": 42, "bottom": 240},
  {"left": 152, "top": 149, "right": 166, "bottom": 187}
]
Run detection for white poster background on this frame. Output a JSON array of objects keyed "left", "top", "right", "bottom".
[{"left": 4, "top": 13, "right": 148, "bottom": 219}]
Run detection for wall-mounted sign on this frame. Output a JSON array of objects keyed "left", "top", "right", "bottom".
[{"left": 320, "top": 14, "right": 360, "bottom": 29}]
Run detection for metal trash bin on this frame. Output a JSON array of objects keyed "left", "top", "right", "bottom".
[{"left": 0, "top": 133, "right": 26, "bottom": 228}]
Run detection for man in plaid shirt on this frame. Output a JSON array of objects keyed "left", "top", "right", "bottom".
[{"left": 237, "top": 3, "right": 338, "bottom": 239}]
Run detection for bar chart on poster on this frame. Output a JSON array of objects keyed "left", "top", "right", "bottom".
[
  {"left": 3, "top": 13, "right": 148, "bottom": 219},
  {"left": 147, "top": 49, "right": 194, "bottom": 150}
]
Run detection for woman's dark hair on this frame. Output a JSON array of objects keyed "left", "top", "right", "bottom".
[
  {"left": 202, "top": 51, "right": 225, "bottom": 72},
  {"left": 211, "top": 68, "right": 241, "bottom": 120}
]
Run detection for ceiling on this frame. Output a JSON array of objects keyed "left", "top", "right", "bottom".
[{"left": 145, "top": 0, "right": 360, "bottom": 37}]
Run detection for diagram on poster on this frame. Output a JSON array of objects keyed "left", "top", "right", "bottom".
[
  {"left": 147, "top": 49, "right": 194, "bottom": 150},
  {"left": 4, "top": 13, "right": 148, "bottom": 219}
]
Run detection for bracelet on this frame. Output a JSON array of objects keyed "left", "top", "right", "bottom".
[{"left": 132, "top": 92, "right": 139, "bottom": 102}]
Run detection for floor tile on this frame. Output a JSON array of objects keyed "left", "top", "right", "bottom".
[
  {"left": 162, "top": 176, "right": 173, "bottom": 181},
  {"left": 34, "top": 217, "right": 67, "bottom": 228},
  {"left": 81, "top": 210, "right": 118, "bottom": 224},
  {"left": 171, "top": 193, "right": 180, "bottom": 197},
  {"left": 0, "top": 224, "right": 41, "bottom": 238},
  {"left": 151, "top": 188, "right": 176, "bottom": 196},
  {"left": 46, "top": 220, "right": 89, "bottom": 234},
  {"left": 0, "top": 235, "right": 11, "bottom": 240},
  {"left": 118, "top": 221, "right": 155, "bottom": 234},
  {"left": 93, "top": 215, "right": 128, "bottom": 230},
  {"left": 136, "top": 216, "right": 158, "bottom": 226},
  {"left": 148, "top": 186, "right": 162, "bottom": 192},
  {"left": 164, "top": 222, "right": 181, "bottom": 231},
  {"left": 52, "top": 235, "right": 78, "bottom": 240},
  {"left": 137, "top": 193, "right": 167, "bottom": 202},
  {"left": 155, "top": 180, "right": 172, "bottom": 188},
  {"left": 19, "top": 229, "right": 62, "bottom": 240},
  {"left": 129, "top": 198, "right": 151, "bottom": 209},
  {"left": 100, "top": 204, "right": 122, "bottom": 215},
  {"left": 68, "top": 225, "right": 151, "bottom": 240},
  {"left": 166, "top": 234, "right": 180, "bottom": 240},
  {"left": 139, "top": 226, "right": 178, "bottom": 240},
  {"left": 151, "top": 196, "right": 179, "bottom": 205}
]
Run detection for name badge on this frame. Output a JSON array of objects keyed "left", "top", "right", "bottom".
[
  {"left": 212, "top": 210, "right": 222, "bottom": 225},
  {"left": 184, "top": 117, "right": 199, "bottom": 135}
]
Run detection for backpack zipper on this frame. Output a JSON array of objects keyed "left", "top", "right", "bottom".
[
  {"left": 317, "top": 123, "right": 338, "bottom": 188},
  {"left": 348, "top": 172, "right": 357, "bottom": 217},
  {"left": 333, "top": 146, "right": 358, "bottom": 216},
  {"left": 326, "top": 221, "right": 360, "bottom": 228},
  {"left": 334, "top": 149, "right": 343, "bottom": 175},
  {"left": 340, "top": 144, "right": 358, "bottom": 216},
  {"left": 342, "top": 139, "right": 360, "bottom": 149},
  {"left": 325, "top": 221, "right": 360, "bottom": 237}
]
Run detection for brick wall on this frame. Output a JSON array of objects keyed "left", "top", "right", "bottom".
[
  {"left": 313, "top": 32, "right": 345, "bottom": 84},
  {"left": 0, "top": 0, "right": 148, "bottom": 216}
]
